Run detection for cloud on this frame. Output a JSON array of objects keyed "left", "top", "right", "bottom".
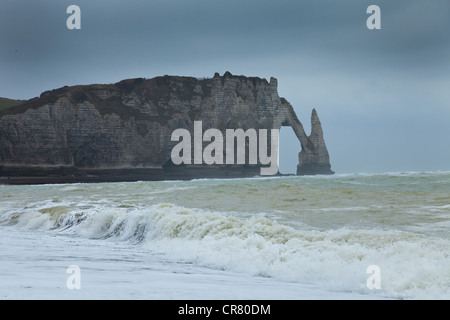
[{"left": 1, "top": 0, "right": 449, "bottom": 172}]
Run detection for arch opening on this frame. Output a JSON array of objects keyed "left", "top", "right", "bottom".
[{"left": 278, "top": 126, "right": 300, "bottom": 175}]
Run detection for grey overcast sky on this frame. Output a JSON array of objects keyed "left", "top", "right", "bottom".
[{"left": 1, "top": 0, "right": 449, "bottom": 174}]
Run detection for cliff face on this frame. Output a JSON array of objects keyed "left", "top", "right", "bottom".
[{"left": 0, "top": 72, "right": 333, "bottom": 184}]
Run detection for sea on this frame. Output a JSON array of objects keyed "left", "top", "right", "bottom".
[{"left": 0, "top": 171, "right": 449, "bottom": 300}]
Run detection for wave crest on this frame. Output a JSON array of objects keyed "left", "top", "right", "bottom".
[{"left": 1, "top": 202, "right": 449, "bottom": 299}]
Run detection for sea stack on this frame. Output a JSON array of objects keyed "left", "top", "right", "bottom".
[
  {"left": 0, "top": 72, "right": 333, "bottom": 184},
  {"left": 296, "top": 109, "right": 334, "bottom": 175}
]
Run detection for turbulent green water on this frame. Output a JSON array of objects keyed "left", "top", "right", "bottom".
[{"left": 1, "top": 171, "right": 449, "bottom": 299}]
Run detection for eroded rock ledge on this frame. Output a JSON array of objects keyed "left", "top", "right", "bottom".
[{"left": 0, "top": 72, "right": 333, "bottom": 184}]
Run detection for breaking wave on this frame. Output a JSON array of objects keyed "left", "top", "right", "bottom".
[{"left": 1, "top": 201, "right": 449, "bottom": 299}]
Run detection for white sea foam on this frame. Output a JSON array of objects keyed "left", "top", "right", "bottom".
[
  {"left": 3, "top": 201, "right": 448, "bottom": 299},
  {"left": 1, "top": 172, "right": 449, "bottom": 299},
  {"left": 140, "top": 204, "right": 450, "bottom": 299}
]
